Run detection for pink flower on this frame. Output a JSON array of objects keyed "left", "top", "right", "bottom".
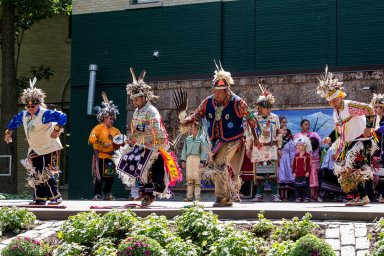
[{"left": 144, "top": 250, "right": 150, "bottom": 256}]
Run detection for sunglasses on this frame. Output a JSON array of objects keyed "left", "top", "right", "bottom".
[{"left": 26, "top": 105, "right": 37, "bottom": 109}]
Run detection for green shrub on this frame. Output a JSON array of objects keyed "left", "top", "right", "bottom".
[
  {"left": 252, "top": 213, "right": 276, "bottom": 239},
  {"left": 1, "top": 237, "right": 51, "bottom": 256},
  {"left": 272, "top": 213, "right": 319, "bottom": 242},
  {"left": 92, "top": 238, "right": 117, "bottom": 256},
  {"left": 132, "top": 214, "right": 174, "bottom": 247},
  {"left": 267, "top": 241, "right": 295, "bottom": 256},
  {"left": 100, "top": 210, "right": 137, "bottom": 238},
  {"left": 116, "top": 235, "right": 165, "bottom": 256},
  {"left": 208, "top": 230, "right": 267, "bottom": 256},
  {"left": 373, "top": 232, "right": 384, "bottom": 256},
  {"left": 174, "top": 204, "right": 232, "bottom": 249},
  {"left": 0, "top": 207, "right": 36, "bottom": 235},
  {"left": 373, "top": 218, "right": 384, "bottom": 235},
  {"left": 55, "top": 242, "right": 89, "bottom": 256},
  {"left": 290, "top": 234, "right": 336, "bottom": 256},
  {"left": 0, "top": 193, "right": 31, "bottom": 200},
  {"left": 165, "top": 237, "right": 202, "bottom": 256},
  {"left": 57, "top": 211, "right": 103, "bottom": 245}
]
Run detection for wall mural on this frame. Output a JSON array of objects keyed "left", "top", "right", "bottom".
[{"left": 274, "top": 108, "right": 335, "bottom": 138}]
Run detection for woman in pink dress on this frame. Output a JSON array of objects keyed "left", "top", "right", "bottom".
[{"left": 294, "top": 119, "right": 322, "bottom": 201}]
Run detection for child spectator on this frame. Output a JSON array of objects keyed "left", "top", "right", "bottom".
[{"left": 293, "top": 136, "right": 312, "bottom": 202}]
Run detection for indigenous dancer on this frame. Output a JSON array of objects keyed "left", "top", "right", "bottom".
[
  {"left": 317, "top": 66, "right": 377, "bottom": 206},
  {"left": 249, "top": 81, "right": 282, "bottom": 202},
  {"left": 88, "top": 92, "right": 121, "bottom": 200},
  {"left": 114, "top": 68, "right": 181, "bottom": 207},
  {"left": 4, "top": 78, "right": 66, "bottom": 205},
  {"left": 181, "top": 62, "right": 259, "bottom": 207},
  {"left": 294, "top": 119, "right": 322, "bottom": 201},
  {"left": 292, "top": 135, "right": 312, "bottom": 203},
  {"left": 180, "top": 122, "right": 208, "bottom": 201},
  {"left": 371, "top": 93, "right": 384, "bottom": 203}
]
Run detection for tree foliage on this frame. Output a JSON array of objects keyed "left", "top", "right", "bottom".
[{"left": 0, "top": 0, "right": 71, "bottom": 193}]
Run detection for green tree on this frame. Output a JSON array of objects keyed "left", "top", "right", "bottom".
[{"left": 0, "top": 0, "right": 71, "bottom": 193}]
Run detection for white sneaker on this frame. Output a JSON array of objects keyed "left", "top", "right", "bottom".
[
  {"left": 92, "top": 195, "right": 102, "bottom": 201},
  {"left": 379, "top": 195, "right": 384, "bottom": 203},
  {"left": 250, "top": 195, "right": 263, "bottom": 202},
  {"left": 271, "top": 194, "right": 282, "bottom": 202}
]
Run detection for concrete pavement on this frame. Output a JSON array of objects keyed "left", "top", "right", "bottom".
[{"left": 0, "top": 199, "right": 383, "bottom": 221}]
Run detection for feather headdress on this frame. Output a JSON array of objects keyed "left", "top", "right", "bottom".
[
  {"left": 212, "top": 60, "right": 234, "bottom": 89},
  {"left": 126, "top": 67, "right": 158, "bottom": 101},
  {"left": 20, "top": 77, "right": 46, "bottom": 105},
  {"left": 316, "top": 65, "right": 346, "bottom": 101},
  {"left": 254, "top": 79, "right": 275, "bottom": 108},
  {"left": 371, "top": 93, "right": 384, "bottom": 106},
  {"left": 96, "top": 91, "right": 119, "bottom": 123},
  {"left": 294, "top": 135, "right": 312, "bottom": 153}
]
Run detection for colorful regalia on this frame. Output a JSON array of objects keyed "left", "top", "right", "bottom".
[
  {"left": 88, "top": 92, "right": 121, "bottom": 200},
  {"left": 248, "top": 81, "right": 282, "bottom": 202},
  {"left": 113, "top": 68, "right": 181, "bottom": 206},
  {"left": 317, "top": 65, "right": 377, "bottom": 206},
  {"left": 5, "top": 78, "right": 67, "bottom": 205},
  {"left": 183, "top": 62, "right": 258, "bottom": 207}
]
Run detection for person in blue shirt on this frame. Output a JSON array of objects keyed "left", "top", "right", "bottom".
[
  {"left": 180, "top": 122, "right": 208, "bottom": 201},
  {"left": 4, "top": 78, "right": 67, "bottom": 205}
]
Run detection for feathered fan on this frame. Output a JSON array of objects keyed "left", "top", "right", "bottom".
[{"left": 173, "top": 87, "right": 189, "bottom": 134}]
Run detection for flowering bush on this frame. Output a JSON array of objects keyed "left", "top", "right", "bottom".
[
  {"left": 1, "top": 237, "right": 50, "bottom": 256},
  {"left": 164, "top": 237, "right": 202, "bottom": 256},
  {"left": 57, "top": 211, "right": 103, "bottom": 245},
  {"left": 116, "top": 235, "right": 165, "bottom": 256},
  {"left": 92, "top": 238, "right": 117, "bottom": 256},
  {"left": 174, "top": 204, "right": 232, "bottom": 249},
  {"left": 54, "top": 242, "right": 89, "bottom": 256},
  {"left": 267, "top": 241, "right": 295, "bottom": 256},
  {"left": 100, "top": 210, "right": 137, "bottom": 239},
  {"left": 208, "top": 230, "right": 267, "bottom": 256},
  {"left": 0, "top": 207, "right": 36, "bottom": 235},
  {"left": 132, "top": 214, "right": 174, "bottom": 247},
  {"left": 272, "top": 213, "right": 319, "bottom": 242},
  {"left": 252, "top": 212, "right": 276, "bottom": 239},
  {"left": 290, "top": 234, "right": 335, "bottom": 256},
  {"left": 373, "top": 238, "right": 384, "bottom": 256}
]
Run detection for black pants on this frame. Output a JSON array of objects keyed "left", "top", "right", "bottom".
[
  {"left": 140, "top": 155, "right": 166, "bottom": 195},
  {"left": 356, "top": 183, "right": 367, "bottom": 198},
  {"left": 30, "top": 151, "right": 61, "bottom": 202},
  {"left": 295, "top": 177, "right": 310, "bottom": 200},
  {"left": 365, "top": 179, "right": 374, "bottom": 201},
  {"left": 94, "top": 158, "right": 115, "bottom": 197},
  {"left": 377, "top": 178, "right": 384, "bottom": 197}
]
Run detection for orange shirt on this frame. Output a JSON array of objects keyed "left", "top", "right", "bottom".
[{"left": 88, "top": 123, "right": 121, "bottom": 159}]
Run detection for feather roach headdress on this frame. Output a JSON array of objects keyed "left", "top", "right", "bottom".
[
  {"left": 212, "top": 60, "right": 234, "bottom": 89},
  {"left": 316, "top": 65, "right": 346, "bottom": 101},
  {"left": 254, "top": 79, "right": 275, "bottom": 108},
  {"left": 371, "top": 93, "right": 384, "bottom": 106},
  {"left": 126, "top": 67, "right": 158, "bottom": 102},
  {"left": 96, "top": 91, "right": 119, "bottom": 123},
  {"left": 20, "top": 77, "right": 46, "bottom": 106}
]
